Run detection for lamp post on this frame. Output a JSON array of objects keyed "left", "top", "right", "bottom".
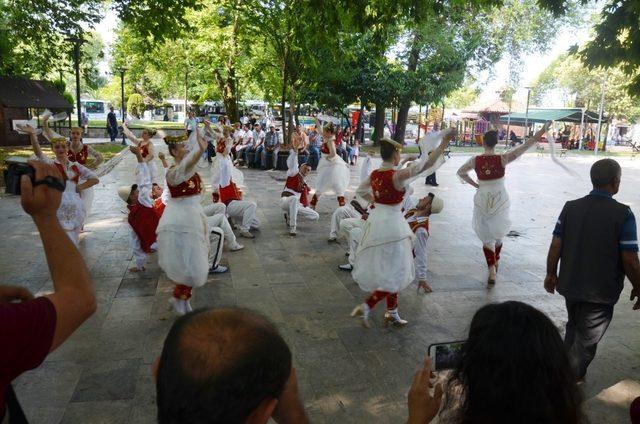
[
  {"left": 117, "top": 67, "right": 128, "bottom": 145},
  {"left": 523, "top": 87, "right": 532, "bottom": 140},
  {"left": 65, "top": 35, "right": 85, "bottom": 127},
  {"left": 595, "top": 75, "right": 606, "bottom": 156}
]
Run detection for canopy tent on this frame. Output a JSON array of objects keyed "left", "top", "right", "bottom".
[{"left": 499, "top": 108, "right": 605, "bottom": 125}]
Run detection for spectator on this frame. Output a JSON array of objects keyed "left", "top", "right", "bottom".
[
  {"left": 155, "top": 308, "right": 308, "bottom": 424},
  {"left": 545, "top": 158, "right": 640, "bottom": 381},
  {"left": 185, "top": 110, "right": 198, "bottom": 135},
  {"left": 407, "top": 301, "right": 582, "bottom": 424},
  {"left": 0, "top": 161, "right": 97, "bottom": 421},
  {"left": 81, "top": 112, "right": 89, "bottom": 134},
  {"left": 509, "top": 130, "right": 518, "bottom": 147},
  {"left": 237, "top": 123, "right": 254, "bottom": 166},
  {"left": 251, "top": 123, "right": 266, "bottom": 168},
  {"left": 107, "top": 106, "right": 118, "bottom": 142},
  {"left": 261, "top": 125, "right": 280, "bottom": 170},
  {"left": 307, "top": 125, "right": 321, "bottom": 170}
]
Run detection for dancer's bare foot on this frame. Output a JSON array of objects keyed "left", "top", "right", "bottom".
[
  {"left": 129, "top": 266, "right": 145, "bottom": 273},
  {"left": 417, "top": 280, "right": 433, "bottom": 294}
]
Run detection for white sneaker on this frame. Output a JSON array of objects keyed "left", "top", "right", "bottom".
[
  {"left": 350, "top": 303, "right": 371, "bottom": 328},
  {"left": 230, "top": 243, "right": 244, "bottom": 251},
  {"left": 209, "top": 265, "right": 228, "bottom": 274},
  {"left": 289, "top": 227, "right": 297, "bottom": 236},
  {"left": 338, "top": 264, "right": 353, "bottom": 271},
  {"left": 239, "top": 229, "right": 254, "bottom": 238}
]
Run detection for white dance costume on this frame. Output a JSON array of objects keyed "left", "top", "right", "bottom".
[{"left": 315, "top": 137, "right": 350, "bottom": 197}]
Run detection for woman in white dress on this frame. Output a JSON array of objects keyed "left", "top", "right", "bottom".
[
  {"left": 41, "top": 115, "right": 102, "bottom": 224},
  {"left": 310, "top": 122, "right": 350, "bottom": 209},
  {"left": 457, "top": 123, "right": 549, "bottom": 285},
  {"left": 157, "top": 129, "right": 220, "bottom": 315},
  {"left": 122, "top": 122, "right": 159, "bottom": 183},
  {"left": 350, "top": 129, "right": 454, "bottom": 328},
  {"left": 20, "top": 122, "right": 98, "bottom": 246}
]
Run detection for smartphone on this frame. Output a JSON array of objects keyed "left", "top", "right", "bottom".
[{"left": 428, "top": 341, "right": 466, "bottom": 371}]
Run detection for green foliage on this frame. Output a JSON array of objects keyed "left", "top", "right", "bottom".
[
  {"left": 127, "top": 93, "right": 146, "bottom": 118},
  {"left": 531, "top": 52, "right": 640, "bottom": 122},
  {"left": 445, "top": 85, "right": 481, "bottom": 109},
  {"left": 62, "top": 91, "right": 75, "bottom": 105}
]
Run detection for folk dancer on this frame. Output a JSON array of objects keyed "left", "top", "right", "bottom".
[
  {"left": 157, "top": 130, "right": 226, "bottom": 316},
  {"left": 457, "top": 123, "right": 549, "bottom": 286},
  {"left": 211, "top": 124, "right": 260, "bottom": 238},
  {"left": 122, "top": 122, "right": 159, "bottom": 183},
  {"left": 281, "top": 140, "right": 319, "bottom": 236},
  {"left": 42, "top": 113, "right": 103, "bottom": 222},
  {"left": 20, "top": 122, "right": 98, "bottom": 246},
  {"left": 310, "top": 122, "right": 350, "bottom": 209},
  {"left": 350, "top": 129, "right": 454, "bottom": 328},
  {"left": 404, "top": 194, "right": 444, "bottom": 293},
  {"left": 117, "top": 146, "right": 161, "bottom": 272}
]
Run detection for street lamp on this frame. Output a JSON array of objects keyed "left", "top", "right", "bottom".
[
  {"left": 65, "top": 35, "right": 85, "bottom": 127},
  {"left": 595, "top": 75, "right": 606, "bottom": 156},
  {"left": 117, "top": 67, "right": 128, "bottom": 145},
  {"left": 523, "top": 87, "right": 532, "bottom": 140}
]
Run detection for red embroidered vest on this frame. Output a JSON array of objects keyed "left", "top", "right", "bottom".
[
  {"left": 216, "top": 139, "right": 227, "bottom": 154},
  {"left": 153, "top": 198, "right": 166, "bottom": 218},
  {"left": 404, "top": 209, "right": 430, "bottom": 234},
  {"left": 168, "top": 173, "right": 202, "bottom": 198},
  {"left": 475, "top": 155, "right": 505, "bottom": 181},
  {"left": 54, "top": 162, "right": 80, "bottom": 184},
  {"left": 219, "top": 181, "right": 242, "bottom": 205},
  {"left": 140, "top": 143, "right": 150, "bottom": 158},
  {"left": 128, "top": 204, "right": 160, "bottom": 252},
  {"left": 284, "top": 174, "right": 310, "bottom": 207},
  {"left": 67, "top": 145, "right": 88, "bottom": 164},
  {"left": 321, "top": 142, "right": 330, "bottom": 154},
  {"left": 370, "top": 169, "right": 405, "bottom": 205}
]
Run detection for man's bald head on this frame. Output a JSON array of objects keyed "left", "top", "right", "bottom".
[
  {"left": 156, "top": 308, "right": 292, "bottom": 424},
  {"left": 590, "top": 159, "right": 621, "bottom": 193}
]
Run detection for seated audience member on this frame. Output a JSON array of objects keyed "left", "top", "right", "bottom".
[
  {"left": 407, "top": 301, "right": 583, "bottom": 424},
  {"left": 155, "top": 308, "right": 308, "bottom": 424},
  {"left": 0, "top": 161, "right": 97, "bottom": 421}
]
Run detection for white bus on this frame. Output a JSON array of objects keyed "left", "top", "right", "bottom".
[{"left": 80, "top": 99, "right": 113, "bottom": 121}]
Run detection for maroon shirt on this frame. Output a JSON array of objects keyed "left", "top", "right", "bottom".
[{"left": 0, "top": 297, "right": 56, "bottom": 418}]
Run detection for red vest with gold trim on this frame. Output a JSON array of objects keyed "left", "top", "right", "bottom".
[
  {"left": 404, "top": 209, "right": 430, "bottom": 234},
  {"left": 216, "top": 139, "right": 227, "bottom": 154},
  {"left": 67, "top": 145, "right": 88, "bottom": 165},
  {"left": 219, "top": 181, "right": 242, "bottom": 205},
  {"left": 371, "top": 169, "right": 405, "bottom": 205},
  {"left": 168, "top": 173, "right": 202, "bottom": 198},
  {"left": 153, "top": 198, "right": 166, "bottom": 218},
  {"left": 128, "top": 204, "right": 159, "bottom": 252},
  {"left": 140, "top": 143, "right": 150, "bottom": 158},
  {"left": 475, "top": 155, "right": 505, "bottom": 181},
  {"left": 284, "top": 174, "right": 309, "bottom": 207},
  {"left": 321, "top": 142, "right": 330, "bottom": 154},
  {"left": 54, "top": 162, "right": 80, "bottom": 184}
]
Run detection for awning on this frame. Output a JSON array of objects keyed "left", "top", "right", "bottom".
[
  {"left": 499, "top": 108, "right": 605, "bottom": 125},
  {"left": 0, "top": 77, "right": 73, "bottom": 109}
]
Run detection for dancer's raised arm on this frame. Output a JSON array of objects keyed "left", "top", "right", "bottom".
[
  {"left": 502, "top": 122, "right": 551, "bottom": 164},
  {"left": 122, "top": 123, "right": 141, "bottom": 145},
  {"left": 19, "top": 124, "right": 45, "bottom": 159}
]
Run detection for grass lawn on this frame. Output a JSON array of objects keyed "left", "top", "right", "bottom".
[{"left": 0, "top": 143, "right": 125, "bottom": 187}]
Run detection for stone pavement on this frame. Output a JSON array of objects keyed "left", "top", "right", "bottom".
[{"left": 2, "top": 144, "right": 639, "bottom": 423}]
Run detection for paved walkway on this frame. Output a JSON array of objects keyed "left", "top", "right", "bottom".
[{"left": 2, "top": 144, "right": 639, "bottom": 423}]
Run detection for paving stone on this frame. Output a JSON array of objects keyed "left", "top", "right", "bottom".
[{"left": 71, "top": 359, "right": 140, "bottom": 402}]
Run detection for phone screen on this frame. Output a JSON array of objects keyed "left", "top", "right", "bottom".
[{"left": 428, "top": 341, "right": 465, "bottom": 371}]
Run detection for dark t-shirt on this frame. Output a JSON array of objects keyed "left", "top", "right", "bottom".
[{"left": 0, "top": 297, "right": 56, "bottom": 418}]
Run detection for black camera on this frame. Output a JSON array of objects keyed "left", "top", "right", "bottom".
[{"left": 4, "top": 162, "right": 35, "bottom": 195}]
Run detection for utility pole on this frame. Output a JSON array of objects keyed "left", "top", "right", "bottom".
[
  {"left": 117, "top": 67, "right": 128, "bottom": 145},
  {"left": 65, "top": 35, "right": 85, "bottom": 127},
  {"left": 523, "top": 87, "right": 532, "bottom": 140}
]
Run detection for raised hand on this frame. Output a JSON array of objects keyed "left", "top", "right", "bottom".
[
  {"left": 21, "top": 160, "right": 63, "bottom": 220},
  {"left": 407, "top": 357, "right": 443, "bottom": 424}
]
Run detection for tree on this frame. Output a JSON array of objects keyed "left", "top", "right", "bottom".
[
  {"left": 532, "top": 53, "right": 640, "bottom": 122},
  {"left": 127, "top": 93, "right": 145, "bottom": 119}
]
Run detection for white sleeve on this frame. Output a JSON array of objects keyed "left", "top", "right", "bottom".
[
  {"left": 414, "top": 227, "right": 429, "bottom": 281},
  {"left": 457, "top": 156, "right": 476, "bottom": 180},
  {"left": 286, "top": 149, "right": 299, "bottom": 177},
  {"left": 33, "top": 153, "right": 53, "bottom": 164},
  {"left": 129, "top": 227, "right": 147, "bottom": 269},
  {"left": 219, "top": 157, "right": 232, "bottom": 187},
  {"left": 359, "top": 155, "right": 372, "bottom": 183},
  {"left": 135, "top": 162, "right": 153, "bottom": 208},
  {"left": 76, "top": 163, "right": 98, "bottom": 180},
  {"left": 166, "top": 147, "right": 200, "bottom": 186},
  {"left": 355, "top": 176, "right": 373, "bottom": 201}
]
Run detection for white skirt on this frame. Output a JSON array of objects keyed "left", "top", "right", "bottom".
[
  {"left": 58, "top": 182, "right": 86, "bottom": 232},
  {"left": 157, "top": 196, "right": 210, "bottom": 287},
  {"left": 352, "top": 203, "right": 415, "bottom": 292},
  {"left": 211, "top": 156, "right": 244, "bottom": 188},
  {"left": 315, "top": 154, "right": 350, "bottom": 196},
  {"left": 79, "top": 185, "right": 94, "bottom": 222},
  {"left": 472, "top": 178, "right": 511, "bottom": 244}
]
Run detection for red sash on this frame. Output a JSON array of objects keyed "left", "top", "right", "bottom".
[
  {"left": 67, "top": 145, "right": 88, "bottom": 164},
  {"left": 475, "top": 155, "right": 505, "bottom": 180},
  {"left": 128, "top": 204, "right": 159, "bottom": 253},
  {"left": 219, "top": 181, "right": 242, "bottom": 205},
  {"left": 370, "top": 169, "right": 405, "bottom": 205}
]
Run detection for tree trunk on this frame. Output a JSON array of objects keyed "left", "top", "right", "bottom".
[
  {"left": 393, "top": 30, "right": 421, "bottom": 144},
  {"left": 357, "top": 102, "right": 365, "bottom": 145},
  {"left": 374, "top": 102, "right": 386, "bottom": 146},
  {"left": 295, "top": 103, "right": 300, "bottom": 127},
  {"left": 288, "top": 86, "right": 296, "bottom": 145},
  {"left": 281, "top": 58, "right": 287, "bottom": 145}
]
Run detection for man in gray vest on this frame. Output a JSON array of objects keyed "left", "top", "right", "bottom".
[{"left": 544, "top": 158, "right": 640, "bottom": 380}]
